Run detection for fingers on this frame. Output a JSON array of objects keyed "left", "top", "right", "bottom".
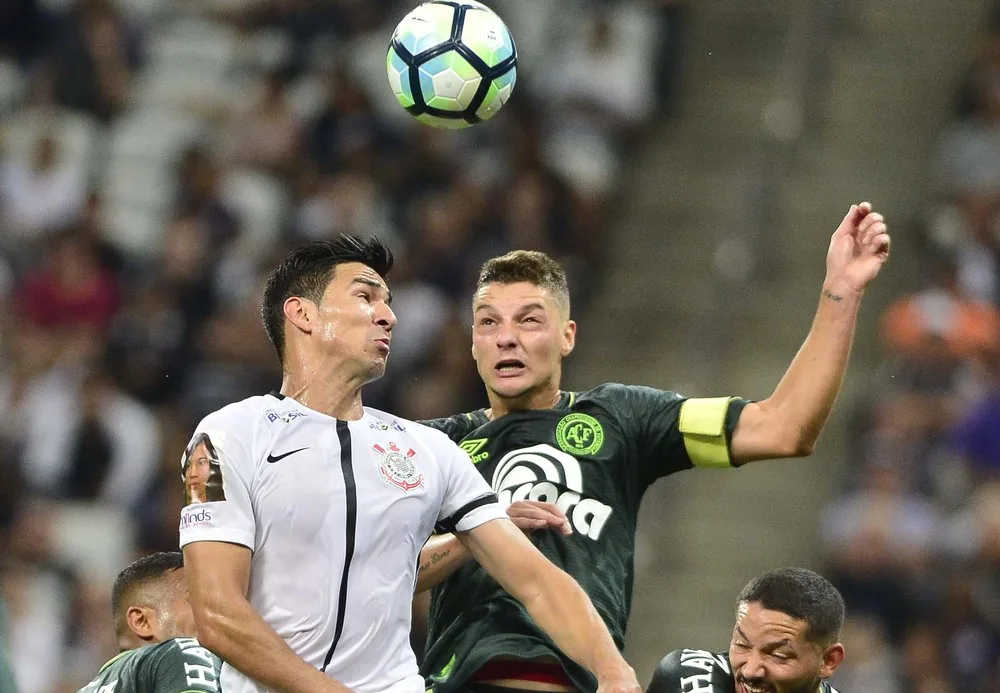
[
  {"left": 835, "top": 201, "right": 875, "bottom": 237},
  {"left": 507, "top": 500, "right": 573, "bottom": 535},
  {"left": 859, "top": 212, "right": 886, "bottom": 245},
  {"left": 872, "top": 232, "right": 891, "bottom": 258}
]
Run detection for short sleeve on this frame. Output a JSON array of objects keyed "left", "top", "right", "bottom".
[
  {"left": 647, "top": 650, "right": 684, "bottom": 693},
  {"left": 146, "top": 638, "right": 222, "bottom": 693},
  {"left": 604, "top": 384, "right": 749, "bottom": 486},
  {"left": 420, "top": 412, "right": 483, "bottom": 444},
  {"left": 178, "top": 413, "right": 256, "bottom": 551},
  {"left": 435, "top": 441, "right": 506, "bottom": 534}
]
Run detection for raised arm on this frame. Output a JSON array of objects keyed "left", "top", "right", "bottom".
[
  {"left": 729, "top": 202, "right": 890, "bottom": 464},
  {"left": 184, "top": 541, "right": 352, "bottom": 693},
  {"left": 456, "top": 518, "right": 638, "bottom": 693}
]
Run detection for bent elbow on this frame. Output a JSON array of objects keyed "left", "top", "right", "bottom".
[
  {"left": 787, "top": 435, "right": 816, "bottom": 458},
  {"left": 191, "top": 603, "right": 233, "bottom": 654}
]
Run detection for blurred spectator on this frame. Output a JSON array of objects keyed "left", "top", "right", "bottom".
[
  {"left": 222, "top": 71, "right": 302, "bottom": 175},
  {"left": 0, "top": 0, "right": 45, "bottom": 65},
  {"left": 831, "top": 615, "right": 900, "bottom": 693},
  {"left": 175, "top": 147, "right": 241, "bottom": 248},
  {"left": 822, "top": 460, "right": 940, "bottom": 641},
  {"left": 898, "top": 623, "right": 956, "bottom": 693},
  {"left": 0, "top": 132, "right": 87, "bottom": 247},
  {"left": 18, "top": 365, "right": 159, "bottom": 506},
  {"left": 48, "top": 0, "right": 140, "bottom": 123},
  {"left": 16, "top": 230, "right": 118, "bottom": 336},
  {"left": 880, "top": 257, "right": 1000, "bottom": 362},
  {"left": 948, "top": 352, "right": 1000, "bottom": 479}
]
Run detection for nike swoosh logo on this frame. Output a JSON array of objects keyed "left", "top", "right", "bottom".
[{"left": 267, "top": 447, "right": 310, "bottom": 463}]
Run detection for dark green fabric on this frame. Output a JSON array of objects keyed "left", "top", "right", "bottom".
[
  {"left": 420, "top": 384, "right": 749, "bottom": 693},
  {"left": 77, "top": 638, "right": 222, "bottom": 693}
]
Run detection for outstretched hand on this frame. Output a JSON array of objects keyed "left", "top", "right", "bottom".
[
  {"left": 507, "top": 500, "right": 573, "bottom": 536},
  {"left": 825, "top": 202, "right": 890, "bottom": 294}
]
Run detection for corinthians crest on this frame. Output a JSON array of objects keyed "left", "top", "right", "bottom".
[{"left": 373, "top": 442, "right": 424, "bottom": 492}]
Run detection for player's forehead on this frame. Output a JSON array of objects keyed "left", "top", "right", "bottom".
[
  {"left": 735, "top": 601, "right": 809, "bottom": 643},
  {"left": 473, "top": 281, "right": 559, "bottom": 313},
  {"left": 325, "top": 262, "right": 389, "bottom": 295}
]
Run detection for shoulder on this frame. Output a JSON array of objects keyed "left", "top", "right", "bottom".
[
  {"left": 144, "top": 637, "right": 221, "bottom": 675},
  {"left": 197, "top": 395, "right": 274, "bottom": 433},
  {"left": 365, "top": 408, "right": 462, "bottom": 454},
  {"left": 417, "top": 410, "right": 488, "bottom": 441},
  {"left": 576, "top": 383, "right": 685, "bottom": 416},
  {"left": 649, "top": 649, "right": 733, "bottom": 693}
]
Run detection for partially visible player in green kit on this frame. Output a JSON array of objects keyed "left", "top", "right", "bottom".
[
  {"left": 1, "top": 597, "right": 18, "bottom": 693},
  {"left": 415, "top": 203, "right": 890, "bottom": 693},
  {"left": 78, "top": 552, "right": 222, "bottom": 693}
]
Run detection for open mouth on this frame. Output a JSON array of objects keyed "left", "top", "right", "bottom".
[
  {"left": 737, "top": 679, "right": 773, "bottom": 693},
  {"left": 495, "top": 359, "right": 526, "bottom": 376}
]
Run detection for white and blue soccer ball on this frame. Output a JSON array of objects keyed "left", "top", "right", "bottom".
[{"left": 386, "top": 0, "right": 517, "bottom": 129}]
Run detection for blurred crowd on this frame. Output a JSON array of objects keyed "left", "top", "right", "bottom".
[
  {"left": 0, "top": 0, "right": 679, "bottom": 690},
  {"left": 827, "top": 7, "right": 1000, "bottom": 693}
]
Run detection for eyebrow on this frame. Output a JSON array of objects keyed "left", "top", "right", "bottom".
[
  {"left": 735, "top": 627, "right": 794, "bottom": 651},
  {"left": 352, "top": 277, "right": 392, "bottom": 305},
  {"left": 475, "top": 302, "right": 547, "bottom": 315}
]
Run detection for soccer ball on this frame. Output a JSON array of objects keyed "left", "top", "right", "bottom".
[{"left": 386, "top": 0, "right": 517, "bottom": 129}]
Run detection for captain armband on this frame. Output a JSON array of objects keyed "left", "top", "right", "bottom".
[{"left": 678, "top": 397, "right": 734, "bottom": 468}]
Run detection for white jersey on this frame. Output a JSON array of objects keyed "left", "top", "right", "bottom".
[{"left": 178, "top": 393, "right": 506, "bottom": 693}]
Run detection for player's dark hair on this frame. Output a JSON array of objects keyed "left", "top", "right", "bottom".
[
  {"left": 111, "top": 552, "right": 184, "bottom": 641},
  {"left": 477, "top": 250, "right": 570, "bottom": 315},
  {"left": 737, "top": 567, "right": 845, "bottom": 645},
  {"left": 261, "top": 236, "right": 394, "bottom": 363}
]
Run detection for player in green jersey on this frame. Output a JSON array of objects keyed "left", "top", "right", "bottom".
[
  {"left": 77, "top": 552, "right": 222, "bottom": 693},
  {"left": 647, "top": 568, "right": 846, "bottom": 693},
  {"left": 414, "top": 203, "right": 889, "bottom": 693}
]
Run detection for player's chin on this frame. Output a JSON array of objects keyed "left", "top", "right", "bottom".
[
  {"left": 488, "top": 377, "right": 535, "bottom": 399},
  {"left": 365, "top": 357, "right": 389, "bottom": 381}
]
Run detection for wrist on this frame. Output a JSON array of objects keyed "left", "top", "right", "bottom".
[
  {"left": 596, "top": 662, "right": 637, "bottom": 686},
  {"left": 821, "top": 278, "right": 864, "bottom": 303}
]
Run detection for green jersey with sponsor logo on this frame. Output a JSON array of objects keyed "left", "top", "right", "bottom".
[
  {"left": 650, "top": 649, "right": 841, "bottom": 693},
  {"left": 77, "top": 638, "right": 222, "bottom": 693},
  {"left": 420, "top": 384, "right": 749, "bottom": 693}
]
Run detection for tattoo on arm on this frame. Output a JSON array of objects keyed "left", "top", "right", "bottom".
[
  {"left": 418, "top": 549, "right": 451, "bottom": 573},
  {"left": 822, "top": 289, "right": 843, "bottom": 302}
]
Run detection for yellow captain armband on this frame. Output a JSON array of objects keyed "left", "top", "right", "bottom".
[{"left": 679, "top": 397, "right": 734, "bottom": 468}]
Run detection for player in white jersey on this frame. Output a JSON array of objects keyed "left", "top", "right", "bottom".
[{"left": 179, "top": 236, "right": 640, "bottom": 693}]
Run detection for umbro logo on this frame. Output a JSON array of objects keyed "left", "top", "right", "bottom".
[
  {"left": 266, "top": 447, "right": 310, "bottom": 463},
  {"left": 459, "top": 438, "right": 489, "bottom": 464}
]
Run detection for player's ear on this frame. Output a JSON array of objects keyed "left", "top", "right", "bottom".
[
  {"left": 283, "top": 296, "right": 315, "bottom": 336},
  {"left": 818, "top": 642, "right": 845, "bottom": 679},
  {"left": 126, "top": 605, "right": 157, "bottom": 642},
  {"left": 561, "top": 320, "right": 576, "bottom": 357}
]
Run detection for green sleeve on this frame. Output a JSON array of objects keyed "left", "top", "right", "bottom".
[
  {"left": 144, "top": 639, "right": 222, "bottom": 693},
  {"left": 598, "top": 384, "right": 749, "bottom": 487},
  {"left": 419, "top": 412, "right": 482, "bottom": 444}
]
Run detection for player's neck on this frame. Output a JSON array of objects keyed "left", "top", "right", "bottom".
[
  {"left": 487, "top": 386, "right": 562, "bottom": 419},
  {"left": 280, "top": 356, "right": 367, "bottom": 420}
]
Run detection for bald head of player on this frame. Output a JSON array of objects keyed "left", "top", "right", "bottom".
[
  {"left": 261, "top": 236, "right": 396, "bottom": 416},
  {"left": 112, "top": 552, "right": 196, "bottom": 652},
  {"left": 471, "top": 250, "right": 577, "bottom": 418}
]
